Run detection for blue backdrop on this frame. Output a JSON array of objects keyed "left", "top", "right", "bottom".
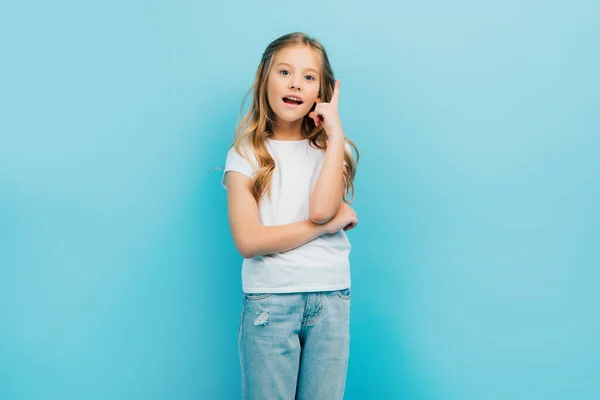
[{"left": 1, "top": 0, "right": 598, "bottom": 399}]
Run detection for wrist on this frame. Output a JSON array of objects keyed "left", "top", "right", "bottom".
[
  {"left": 326, "top": 128, "right": 345, "bottom": 141},
  {"left": 312, "top": 219, "right": 330, "bottom": 235}
]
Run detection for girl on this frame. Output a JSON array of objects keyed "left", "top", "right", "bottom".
[{"left": 221, "top": 32, "right": 359, "bottom": 400}]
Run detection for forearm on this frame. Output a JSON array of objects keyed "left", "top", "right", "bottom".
[
  {"left": 309, "top": 134, "right": 345, "bottom": 224},
  {"left": 239, "top": 220, "right": 327, "bottom": 259}
]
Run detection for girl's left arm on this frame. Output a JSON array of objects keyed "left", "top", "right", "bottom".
[
  {"left": 309, "top": 134, "right": 346, "bottom": 224},
  {"left": 308, "top": 80, "right": 347, "bottom": 224}
]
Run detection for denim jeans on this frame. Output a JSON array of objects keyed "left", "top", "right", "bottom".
[{"left": 238, "top": 289, "right": 351, "bottom": 400}]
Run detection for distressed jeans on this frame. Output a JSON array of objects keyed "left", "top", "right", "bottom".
[{"left": 238, "top": 289, "right": 351, "bottom": 400}]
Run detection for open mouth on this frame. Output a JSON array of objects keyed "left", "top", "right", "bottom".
[{"left": 282, "top": 97, "right": 303, "bottom": 106}]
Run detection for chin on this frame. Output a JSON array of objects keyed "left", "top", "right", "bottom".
[{"left": 275, "top": 110, "right": 308, "bottom": 123}]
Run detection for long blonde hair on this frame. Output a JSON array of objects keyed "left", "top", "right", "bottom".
[{"left": 232, "top": 32, "right": 359, "bottom": 203}]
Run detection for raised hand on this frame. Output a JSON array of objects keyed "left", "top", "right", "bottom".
[{"left": 308, "top": 80, "right": 344, "bottom": 139}]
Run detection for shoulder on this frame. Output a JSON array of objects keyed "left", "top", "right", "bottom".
[
  {"left": 222, "top": 142, "right": 259, "bottom": 189},
  {"left": 343, "top": 140, "right": 355, "bottom": 166},
  {"left": 344, "top": 141, "right": 352, "bottom": 154},
  {"left": 226, "top": 142, "right": 258, "bottom": 166}
]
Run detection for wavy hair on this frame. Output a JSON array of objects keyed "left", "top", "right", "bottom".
[{"left": 231, "top": 32, "right": 359, "bottom": 203}]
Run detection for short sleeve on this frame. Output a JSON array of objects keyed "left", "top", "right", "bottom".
[
  {"left": 221, "top": 146, "right": 255, "bottom": 190},
  {"left": 343, "top": 141, "right": 353, "bottom": 167}
]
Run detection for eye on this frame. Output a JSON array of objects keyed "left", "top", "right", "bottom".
[
  {"left": 305, "top": 75, "right": 316, "bottom": 81},
  {"left": 280, "top": 70, "right": 289, "bottom": 76}
]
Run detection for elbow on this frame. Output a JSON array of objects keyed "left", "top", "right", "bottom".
[
  {"left": 234, "top": 225, "right": 267, "bottom": 259},
  {"left": 240, "top": 249, "right": 256, "bottom": 259},
  {"left": 239, "top": 248, "right": 257, "bottom": 259},
  {"left": 238, "top": 243, "right": 258, "bottom": 259},
  {"left": 309, "top": 201, "right": 341, "bottom": 224},
  {"left": 309, "top": 209, "right": 335, "bottom": 225},
  {"left": 235, "top": 238, "right": 258, "bottom": 259}
]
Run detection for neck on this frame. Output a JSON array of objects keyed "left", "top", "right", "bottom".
[{"left": 271, "top": 118, "right": 305, "bottom": 141}]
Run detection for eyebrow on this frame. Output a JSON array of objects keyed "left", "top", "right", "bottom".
[{"left": 276, "top": 62, "right": 320, "bottom": 75}]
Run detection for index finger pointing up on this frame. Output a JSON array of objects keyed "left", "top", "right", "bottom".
[{"left": 331, "top": 79, "right": 340, "bottom": 105}]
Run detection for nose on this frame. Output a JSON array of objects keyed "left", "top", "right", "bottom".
[{"left": 289, "top": 76, "right": 301, "bottom": 91}]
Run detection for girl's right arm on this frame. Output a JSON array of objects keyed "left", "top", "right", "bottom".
[{"left": 226, "top": 171, "right": 346, "bottom": 259}]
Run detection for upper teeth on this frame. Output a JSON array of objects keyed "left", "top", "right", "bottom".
[{"left": 286, "top": 97, "right": 301, "bottom": 102}]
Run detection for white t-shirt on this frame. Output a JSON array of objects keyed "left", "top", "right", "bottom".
[{"left": 222, "top": 137, "right": 352, "bottom": 293}]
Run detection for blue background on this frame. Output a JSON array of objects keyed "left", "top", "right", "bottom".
[{"left": 1, "top": 0, "right": 598, "bottom": 399}]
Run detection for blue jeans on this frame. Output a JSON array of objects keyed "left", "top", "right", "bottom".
[{"left": 238, "top": 289, "right": 351, "bottom": 400}]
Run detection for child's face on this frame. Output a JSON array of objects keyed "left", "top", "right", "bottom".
[{"left": 267, "top": 45, "right": 322, "bottom": 123}]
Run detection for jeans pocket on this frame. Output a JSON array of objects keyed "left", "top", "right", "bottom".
[
  {"left": 244, "top": 292, "right": 273, "bottom": 301},
  {"left": 337, "top": 288, "right": 351, "bottom": 300}
]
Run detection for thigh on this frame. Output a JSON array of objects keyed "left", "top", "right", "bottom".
[
  {"left": 296, "top": 289, "right": 351, "bottom": 400},
  {"left": 239, "top": 292, "right": 306, "bottom": 400}
]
